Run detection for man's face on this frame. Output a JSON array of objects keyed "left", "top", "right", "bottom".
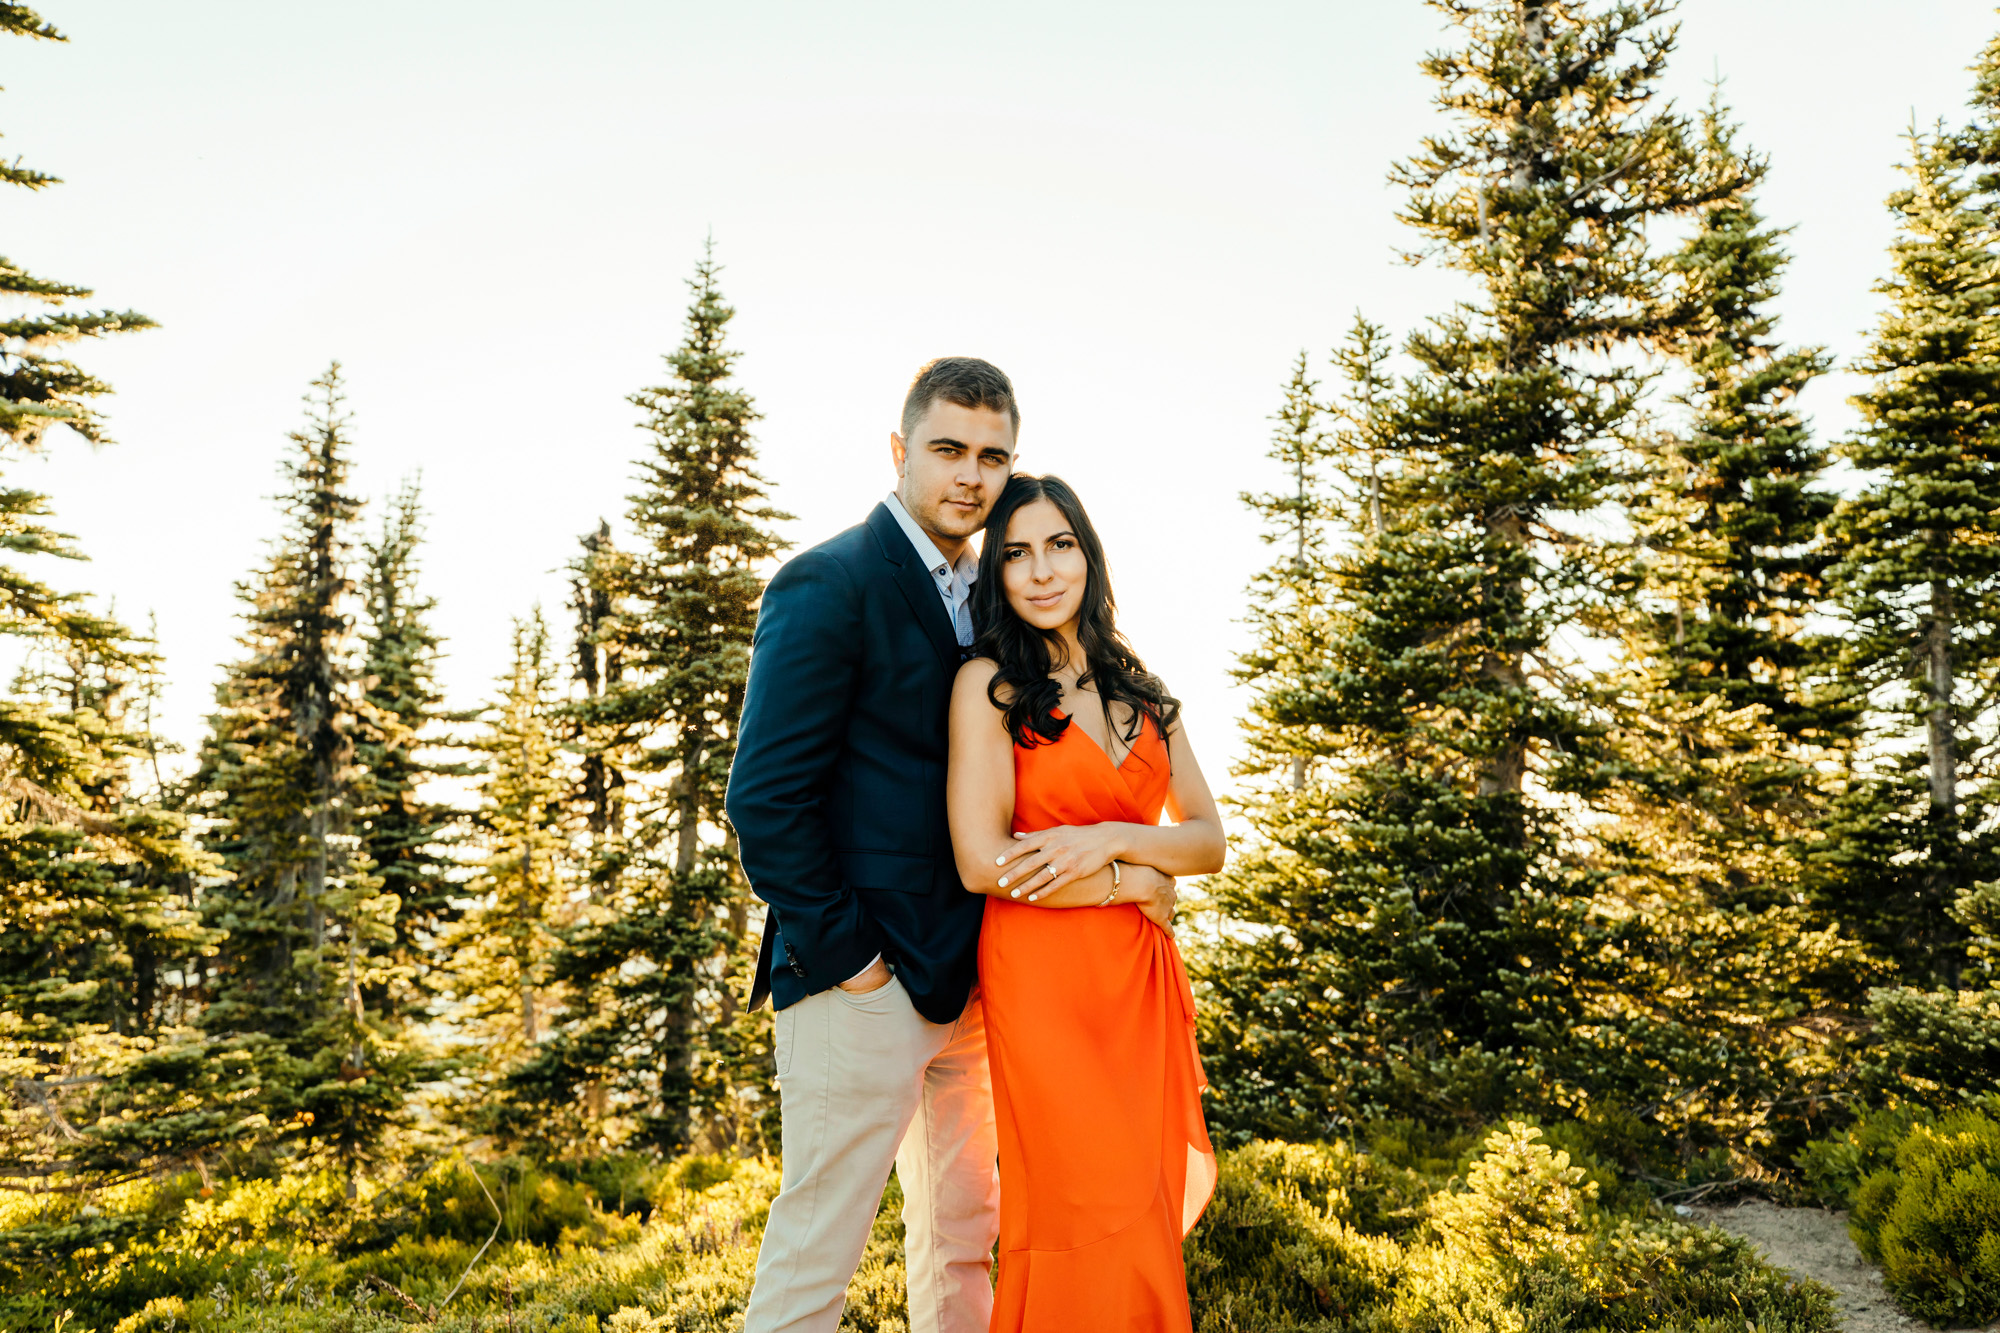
[{"left": 890, "top": 400, "right": 1016, "bottom": 545}]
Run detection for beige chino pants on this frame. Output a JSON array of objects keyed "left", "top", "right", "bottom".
[{"left": 742, "top": 974, "right": 1000, "bottom": 1333}]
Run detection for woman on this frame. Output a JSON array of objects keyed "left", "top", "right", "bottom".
[{"left": 948, "top": 473, "right": 1225, "bottom": 1331}]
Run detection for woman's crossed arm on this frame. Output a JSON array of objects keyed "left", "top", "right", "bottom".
[{"left": 948, "top": 659, "right": 1202, "bottom": 927}]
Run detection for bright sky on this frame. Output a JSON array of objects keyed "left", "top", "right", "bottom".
[{"left": 4, "top": 1, "right": 1994, "bottom": 789}]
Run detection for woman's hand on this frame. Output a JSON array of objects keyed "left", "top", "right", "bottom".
[
  {"left": 995, "top": 823, "right": 1129, "bottom": 901},
  {"left": 1132, "top": 867, "right": 1179, "bottom": 929}
]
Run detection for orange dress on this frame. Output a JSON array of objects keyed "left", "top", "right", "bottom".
[{"left": 980, "top": 710, "right": 1216, "bottom": 1331}]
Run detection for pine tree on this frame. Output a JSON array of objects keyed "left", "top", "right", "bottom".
[
  {"left": 1836, "top": 21, "right": 2000, "bottom": 1108},
  {"left": 543, "top": 244, "right": 790, "bottom": 1154},
  {"left": 0, "top": 6, "right": 153, "bottom": 455},
  {"left": 567, "top": 520, "right": 632, "bottom": 890},
  {"left": 1228, "top": 347, "right": 1339, "bottom": 794},
  {"left": 1200, "top": 0, "right": 1742, "bottom": 1136},
  {"left": 355, "top": 478, "right": 466, "bottom": 1022},
  {"left": 451, "top": 612, "right": 579, "bottom": 1148},
  {"left": 1195, "top": 333, "right": 1373, "bottom": 1139},
  {"left": 0, "top": 0, "right": 153, "bottom": 776},
  {"left": 197, "top": 366, "right": 410, "bottom": 1185},
  {"left": 1821, "top": 124, "right": 2000, "bottom": 989},
  {"left": 1593, "top": 100, "right": 1858, "bottom": 1160},
  {"left": 0, "top": 642, "right": 253, "bottom": 1255},
  {"left": 0, "top": 7, "right": 247, "bottom": 1253}
]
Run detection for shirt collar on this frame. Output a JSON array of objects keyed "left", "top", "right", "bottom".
[{"left": 885, "top": 492, "right": 979, "bottom": 587}]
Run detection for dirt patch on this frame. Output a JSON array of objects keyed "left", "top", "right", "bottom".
[{"left": 1691, "top": 1199, "right": 1996, "bottom": 1333}]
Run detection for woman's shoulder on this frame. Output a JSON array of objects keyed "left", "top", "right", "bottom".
[
  {"left": 956, "top": 656, "right": 1038, "bottom": 715},
  {"left": 953, "top": 654, "right": 1006, "bottom": 700},
  {"left": 954, "top": 655, "right": 999, "bottom": 685}
]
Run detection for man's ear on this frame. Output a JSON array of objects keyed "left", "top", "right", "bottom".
[{"left": 890, "top": 432, "right": 908, "bottom": 477}]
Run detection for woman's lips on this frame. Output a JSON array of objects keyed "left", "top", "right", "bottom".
[{"left": 1027, "top": 591, "right": 1064, "bottom": 608}]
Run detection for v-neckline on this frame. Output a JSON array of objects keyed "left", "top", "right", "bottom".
[{"left": 1054, "top": 705, "right": 1138, "bottom": 773}]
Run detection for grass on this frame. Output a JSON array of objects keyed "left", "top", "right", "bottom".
[{"left": 7, "top": 1122, "right": 1839, "bottom": 1333}]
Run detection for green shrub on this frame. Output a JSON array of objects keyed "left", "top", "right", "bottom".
[
  {"left": 1797, "top": 1102, "right": 1934, "bottom": 1207},
  {"left": 1183, "top": 1140, "right": 1407, "bottom": 1328},
  {"left": 1180, "top": 1124, "right": 1836, "bottom": 1333},
  {"left": 1849, "top": 1108, "right": 2000, "bottom": 1323},
  {"left": 1427, "top": 1121, "right": 1598, "bottom": 1269},
  {"left": 6, "top": 1127, "right": 1840, "bottom": 1333}
]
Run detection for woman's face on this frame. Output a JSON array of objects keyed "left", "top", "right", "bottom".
[{"left": 1000, "top": 497, "right": 1089, "bottom": 633}]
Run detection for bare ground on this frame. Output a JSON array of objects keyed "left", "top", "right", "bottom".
[{"left": 1692, "top": 1199, "right": 1998, "bottom": 1333}]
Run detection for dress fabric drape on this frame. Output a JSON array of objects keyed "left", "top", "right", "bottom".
[{"left": 979, "top": 710, "right": 1215, "bottom": 1332}]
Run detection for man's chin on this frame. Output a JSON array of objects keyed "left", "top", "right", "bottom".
[{"left": 929, "top": 505, "right": 988, "bottom": 537}]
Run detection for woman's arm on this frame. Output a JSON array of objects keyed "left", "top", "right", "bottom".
[
  {"left": 993, "top": 712, "right": 1226, "bottom": 900},
  {"left": 948, "top": 662, "right": 1177, "bottom": 919}
]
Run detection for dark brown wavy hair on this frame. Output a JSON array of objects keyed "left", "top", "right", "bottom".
[{"left": 970, "top": 473, "right": 1180, "bottom": 750}]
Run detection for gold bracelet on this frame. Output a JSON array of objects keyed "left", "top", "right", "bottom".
[{"left": 1101, "top": 859, "right": 1121, "bottom": 907}]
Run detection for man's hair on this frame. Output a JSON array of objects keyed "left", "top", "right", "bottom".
[{"left": 900, "top": 357, "right": 1020, "bottom": 440}]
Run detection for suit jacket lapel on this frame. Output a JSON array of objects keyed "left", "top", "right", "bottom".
[{"left": 867, "top": 502, "right": 963, "bottom": 674}]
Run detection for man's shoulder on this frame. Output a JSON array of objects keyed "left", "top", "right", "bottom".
[
  {"left": 765, "top": 513, "right": 887, "bottom": 598},
  {"left": 776, "top": 512, "right": 888, "bottom": 578},
  {"left": 805, "top": 517, "right": 882, "bottom": 567}
]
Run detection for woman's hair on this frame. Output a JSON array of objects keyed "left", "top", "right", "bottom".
[{"left": 969, "top": 473, "right": 1181, "bottom": 749}]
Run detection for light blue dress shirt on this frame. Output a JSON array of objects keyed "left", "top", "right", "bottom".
[{"left": 885, "top": 491, "right": 979, "bottom": 647}]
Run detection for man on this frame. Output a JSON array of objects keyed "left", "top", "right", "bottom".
[{"left": 725, "top": 356, "right": 1016, "bottom": 1333}]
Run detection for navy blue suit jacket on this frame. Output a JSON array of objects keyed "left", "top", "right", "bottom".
[{"left": 726, "top": 502, "right": 983, "bottom": 1025}]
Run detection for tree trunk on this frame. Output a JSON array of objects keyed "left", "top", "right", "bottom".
[
  {"left": 674, "top": 732, "right": 706, "bottom": 879},
  {"left": 1478, "top": 508, "right": 1530, "bottom": 797},
  {"left": 1473, "top": 0, "right": 1543, "bottom": 803},
  {"left": 1925, "top": 578, "right": 1962, "bottom": 984},
  {"left": 1926, "top": 580, "right": 1958, "bottom": 820},
  {"left": 520, "top": 817, "right": 541, "bottom": 1044},
  {"left": 1509, "top": 4, "right": 1548, "bottom": 199}
]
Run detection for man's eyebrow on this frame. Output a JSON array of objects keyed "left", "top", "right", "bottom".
[{"left": 926, "top": 435, "right": 1013, "bottom": 459}]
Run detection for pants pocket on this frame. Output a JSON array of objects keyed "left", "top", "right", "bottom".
[
  {"left": 834, "top": 972, "right": 905, "bottom": 1014},
  {"left": 775, "top": 1001, "right": 796, "bottom": 1080}
]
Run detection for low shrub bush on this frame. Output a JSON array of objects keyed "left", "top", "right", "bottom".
[
  {"left": 7, "top": 1124, "right": 1841, "bottom": 1333},
  {"left": 1801, "top": 1101, "right": 2000, "bottom": 1324},
  {"left": 1181, "top": 1122, "right": 1834, "bottom": 1332}
]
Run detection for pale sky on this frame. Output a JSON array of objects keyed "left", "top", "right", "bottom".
[{"left": 4, "top": 1, "right": 1995, "bottom": 789}]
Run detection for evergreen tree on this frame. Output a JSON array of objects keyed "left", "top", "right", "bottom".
[
  {"left": 197, "top": 366, "right": 410, "bottom": 1185},
  {"left": 567, "top": 520, "right": 632, "bottom": 891},
  {"left": 1821, "top": 124, "right": 2000, "bottom": 988},
  {"left": 1836, "top": 21, "right": 2000, "bottom": 1109},
  {"left": 355, "top": 478, "right": 466, "bottom": 1022},
  {"left": 1228, "top": 347, "right": 1341, "bottom": 794},
  {"left": 1594, "top": 101, "right": 1858, "bottom": 1160},
  {"left": 1199, "top": 0, "right": 1741, "bottom": 1137},
  {"left": 0, "top": 6, "right": 152, "bottom": 455},
  {"left": 540, "top": 244, "right": 789, "bottom": 1154},
  {"left": 0, "top": 0, "right": 153, "bottom": 775},
  {"left": 452, "top": 612, "right": 579, "bottom": 1149},
  {"left": 0, "top": 642, "right": 253, "bottom": 1255},
  {"left": 0, "top": 7, "right": 248, "bottom": 1254},
  {"left": 1194, "top": 333, "right": 1368, "bottom": 1139}
]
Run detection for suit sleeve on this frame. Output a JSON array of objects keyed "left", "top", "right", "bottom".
[{"left": 726, "top": 548, "right": 884, "bottom": 992}]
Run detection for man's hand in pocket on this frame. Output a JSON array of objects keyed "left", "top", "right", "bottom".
[{"left": 838, "top": 955, "right": 892, "bottom": 994}]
